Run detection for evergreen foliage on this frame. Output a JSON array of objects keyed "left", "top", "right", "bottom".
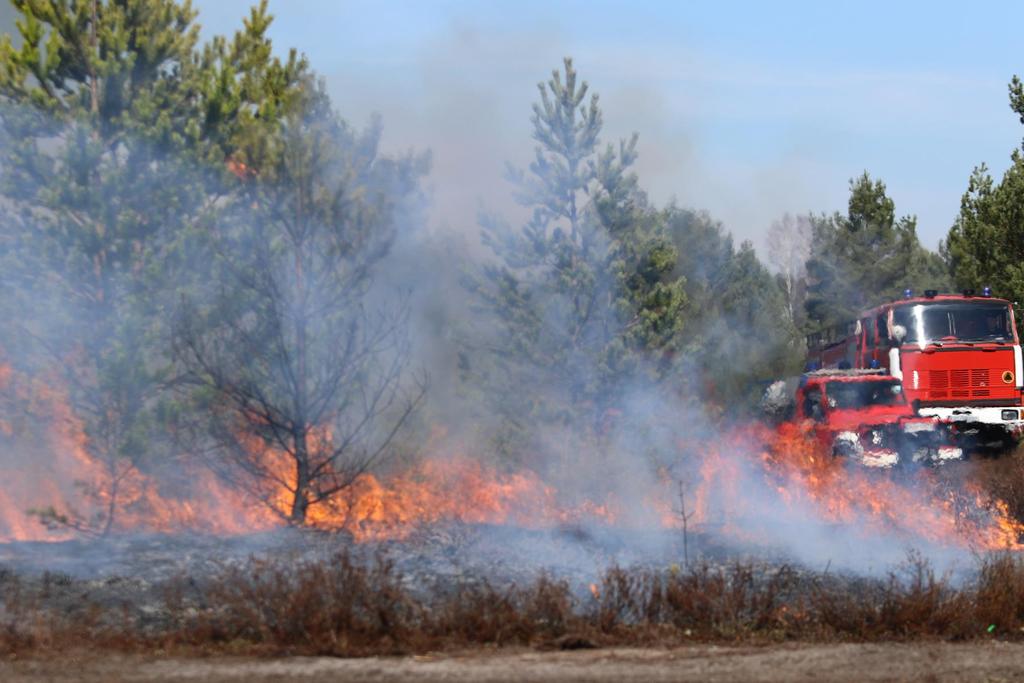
[
  {"left": 0, "top": 1, "right": 987, "bottom": 536},
  {"left": 172, "top": 87, "right": 429, "bottom": 523},
  {"left": 805, "top": 172, "right": 949, "bottom": 332},
  {"left": 944, "top": 75, "right": 1024, "bottom": 325},
  {"left": 0, "top": 0, "right": 308, "bottom": 532},
  {"left": 463, "top": 58, "right": 686, "bottom": 454},
  {"left": 665, "top": 208, "right": 801, "bottom": 410}
]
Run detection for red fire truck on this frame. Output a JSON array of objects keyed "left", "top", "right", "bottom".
[
  {"left": 806, "top": 289, "right": 1024, "bottom": 444},
  {"left": 792, "top": 369, "right": 961, "bottom": 467}
]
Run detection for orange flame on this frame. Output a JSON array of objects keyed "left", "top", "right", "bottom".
[
  {"left": 666, "top": 421, "right": 1024, "bottom": 551},
  {"left": 2, "top": 359, "right": 1024, "bottom": 552}
]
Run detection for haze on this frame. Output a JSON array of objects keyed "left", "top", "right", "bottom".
[{"left": 175, "top": 0, "right": 1022, "bottom": 254}]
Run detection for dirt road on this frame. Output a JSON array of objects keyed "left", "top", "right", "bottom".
[{"left": 3, "top": 642, "right": 1024, "bottom": 682}]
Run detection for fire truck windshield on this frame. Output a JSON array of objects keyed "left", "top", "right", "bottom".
[
  {"left": 825, "top": 380, "right": 904, "bottom": 409},
  {"left": 892, "top": 302, "right": 1013, "bottom": 344}
]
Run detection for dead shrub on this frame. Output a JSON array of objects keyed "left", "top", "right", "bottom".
[
  {"left": 965, "top": 451, "right": 1024, "bottom": 526},
  {"left": 656, "top": 562, "right": 799, "bottom": 638},
  {"left": 972, "top": 553, "right": 1024, "bottom": 634},
  {"left": 518, "top": 574, "right": 577, "bottom": 641},
  {"left": 175, "top": 551, "right": 421, "bottom": 655},
  {"left": 431, "top": 583, "right": 528, "bottom": 645},
  {"left": 6, "top": 548, "right": 1024, "bottom": 656},
  {"left": 594, "top": 565, "right": 646, "bottom": 633},
  {"left": 0, "top": 574, "right": 126, "bottom": 654},
  {"left": 432, "top": 574, "right": 576, "bottom": 646},
  {"left": 811, "top": 554, "right": 968, "bottom": 639},
  {"left": 588, "top": 562, "right": 800, "bottom": 640}
]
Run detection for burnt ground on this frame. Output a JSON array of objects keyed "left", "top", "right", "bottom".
[
  {"left": 0, "top": 523, "right": 883, "bottom": 655},
  {"left": 0, "top": 524, "right": 663, "bottom": 641},
  {"left": 4, "top": 643, "right": 1024, "bottom": 682},
  {"left": 0, "top": 521, "right": 728, "bottom": 580},
  {"left": 0, "top": 523, "right": 741, "bottom": 614}
]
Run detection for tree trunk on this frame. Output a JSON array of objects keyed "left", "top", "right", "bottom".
[
  {"left": 89, "top": 0, "right": 99, "bottom": 117},
  {"left": 291, "top": 235, "right": 311, "bottom": 525},
  {"left": 101, "top": 457, "right": 118, "bottom": 537},
  {"left": 290, "top": 437, "right": 310, "bottom": 524}
]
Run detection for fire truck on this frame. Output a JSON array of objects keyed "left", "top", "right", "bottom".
[
  {"left": 790, "top": 369, "right": 960, "bottom": 467},
  {"left": 806, "top": 289, "right": 1024, "bottom": 447}
]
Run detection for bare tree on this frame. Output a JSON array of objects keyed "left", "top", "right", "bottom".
[
  {"left": 766, "top": 213, "right": 813, "bottom": 326},
  {"left": 172, "top": 92, "right": 428, "bottom": 525}
]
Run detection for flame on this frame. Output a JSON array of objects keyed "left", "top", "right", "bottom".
[
  {"left": 225, "top": 156, "right": 256, "bottom": 180},
  {"left": 0, "top": 361, "right": 271, "bottom": 540},
  {"left": 669, "top": 421, "right": 1024, "bottom": 551},
  {"left": 0, "top": 361, "right": 623, "bottom": 541},
  {"left": 300, "top": 458, "right": 620, "bottom": 541},
  {"left": 2, "top": 358, "right": 1024, "bottom": 552}
]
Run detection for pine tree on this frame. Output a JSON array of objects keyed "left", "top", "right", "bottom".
[
  {"left": 464, "top": 58, "right": 686, "bottom": 456},
  {"left": 943, "top": 75, "right": 1024, "bottom": 326},
  {"left": 172, "top": 86, "right": 430, "bottom": 525},
  {"left": 0, "top": 0, "right": 307, "bottom": 534},
  {"left": 805, "top": 172, "right": 948, "bottom": 332}
]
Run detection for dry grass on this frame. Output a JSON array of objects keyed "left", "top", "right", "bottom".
[
  {"left": 6, "top": 550, "right": 1024, "bottom": 657},
  {"left": 968, "top": 449, "right": 1024, "bottom": 523}
]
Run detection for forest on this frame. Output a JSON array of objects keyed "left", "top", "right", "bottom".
[{"left": 0, "top": 0, "right": 1022, "bottom": 534}]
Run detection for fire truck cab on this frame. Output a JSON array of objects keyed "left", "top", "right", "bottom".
[
  {"left": 791, "top": 369, "right": 960, "bottom": 467},
  {"left": 807, "top": 290, "right": 1024, "bottom": 445}
]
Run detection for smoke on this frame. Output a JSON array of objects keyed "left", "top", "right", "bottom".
[
  {"left": 544, "top": 379, "right": 975, "bottom": 576},
  {"left": 211, "top": 1, "right": 1022, "bottom": 256},
  {"left": 0, "top": 4, "right": 1018, "bottom": 587}
]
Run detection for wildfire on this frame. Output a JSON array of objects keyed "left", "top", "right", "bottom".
[
  {"left": 0, "top": 361, "right": 270, "bottom": 541},
  {"left": 290, "top": 458, "right": 620, "bottom": 542},
  {"left": 670, "top": 421, "right": 1024, "bottom": 551},
  {"left": 0, "top": 361, "right": 623, "bottom": 541},
  {"left": 2, "top": 359, "right": 1024, "bottom": 553}
]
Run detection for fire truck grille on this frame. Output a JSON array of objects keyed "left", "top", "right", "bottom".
[{"left": 926, "top": 368, "right": 996, "bottom": 400}]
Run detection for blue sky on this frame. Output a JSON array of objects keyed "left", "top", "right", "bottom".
[{"left": 196, "top": 1, "right": 1024, "bottom": 252}]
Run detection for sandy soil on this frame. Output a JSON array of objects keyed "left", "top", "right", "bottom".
[{"left": 3, "top": 643, "right": 1024, "bottom": 683}]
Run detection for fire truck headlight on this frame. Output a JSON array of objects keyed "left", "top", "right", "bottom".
[
  {"left": 1003, "top": 371, "right": 1015, "bottom": 385},
  {"left": 1002, "top": 409, "right": 1019, "bottom": 421},
  {"left": 903, "top": 421, "right": 936, "bottom": 433}
]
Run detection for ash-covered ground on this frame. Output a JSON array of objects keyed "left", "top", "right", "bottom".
[
  {"left": 0, "top": 524, "right": 811, "bottom": 621},
  {"left": 0, "top": 523, "right": 732, "bottom": 585}
]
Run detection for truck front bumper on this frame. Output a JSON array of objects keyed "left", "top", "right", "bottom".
[{"left": 917, "top": 406, "right": 1024, "bottom": 430}]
